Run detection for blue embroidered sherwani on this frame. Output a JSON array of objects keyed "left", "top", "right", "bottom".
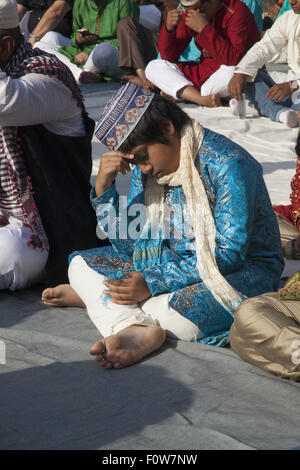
[{"left": 70, "top": 128, "right": 284, "bottom": 346}]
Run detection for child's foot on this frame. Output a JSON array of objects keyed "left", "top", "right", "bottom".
[
  {"left": 42, "top": 284, "right": 85, "bottom": 308},
  {"left": 278, "top": 109, "right": 298, "bottom": 128},
  {"left": 90, "top": 325, "right": 166, "bottom": 369}
]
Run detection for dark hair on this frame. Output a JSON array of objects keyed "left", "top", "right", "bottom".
[
  {"left": 262, "top": 16, "right": 273, "bottom": 32},
  {"left": 119, "top": 94, "right": 191, "bottom": 153}
]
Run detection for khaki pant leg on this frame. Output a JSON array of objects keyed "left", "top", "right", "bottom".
[{"left": 229, "top": 292, "right": 300, "bottom": 381}]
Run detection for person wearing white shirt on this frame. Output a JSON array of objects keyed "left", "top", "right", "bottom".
[
  {"left": 227, "top": 0, "right": 300, "bottom": 128},
  {"left": 0, "top": 0, "right": 98, "bottom": 291}
]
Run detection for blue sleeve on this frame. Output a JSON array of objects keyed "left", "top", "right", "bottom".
[
  {"left": 90, "top": 167, "right": 145, "bottom": 256},
  {"left": 140, "top": 249, "right": 202, "bottom": 296},
  {"left": 213, "top": 158, "right": 258, "bottom": 274}
]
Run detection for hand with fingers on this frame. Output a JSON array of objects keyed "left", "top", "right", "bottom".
[
  {"left": 227, "top": 73, "right": 250, "bottom": 102},
  {"left": 185, "top": 8, "right": 208, "bottom": 33},
  {"left": 75, "top": 28, "right": 99, "bottom": 46},
  {"left": 165, "top": 8, "right": 183, "bottom": 32},
  {"left": 103, "top": 271, "right": 151, "bottom": 305},
  {"left": 95, "top": 151, "right": 134, "bottom": 196},
  {"left": 266, "top": 82, "right": 293, "bottom": 102},
  {"left": 74, "top": 51, "right": 88, "bottom": 65}
]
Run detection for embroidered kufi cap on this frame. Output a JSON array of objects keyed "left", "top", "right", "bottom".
[
  {"left": 95, "top": 82, "right": 155, "bottom": 151},
  {"left": 180, "top": 0, "right": 201, "bottom": 6},
  {"left": 0, "top": 0, "right": 19, "bottom": 29}
]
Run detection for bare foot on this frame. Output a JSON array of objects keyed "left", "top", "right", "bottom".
[
  {"left": 42, "top": 284, "right": 85, "bottom": 308},
  {"left": 79, "top": 71, "right": 102, "bottom": 84},
  {"left": 90, "top": 325, "right": 166, "bottom": 369},
  {"left": 122, "top": 74, "right": 155, "bottom": 90}
]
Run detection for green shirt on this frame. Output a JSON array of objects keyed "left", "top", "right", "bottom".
[{"left": 59, "top": 0, "right": 139, "bottom": 63}]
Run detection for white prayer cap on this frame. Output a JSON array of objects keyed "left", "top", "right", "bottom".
[
  {"left": 180, "top": 0, "right": 201, "bottom": 6},
  {"left": 0, "top": 0, "right": 19, "bottom": 29}
]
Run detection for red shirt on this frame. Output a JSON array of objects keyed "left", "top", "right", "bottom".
[{"left": 158, "top": 0, "right": 260, "bottom": 88}]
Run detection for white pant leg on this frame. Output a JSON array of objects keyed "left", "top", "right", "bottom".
[
  {"left": 145, "top": 59, "right": 193, "bottom": 100},
  {"left": 83, "top": 42, "right": 121, "bottom": 79},
  {"left": 68, "top": 255, "right": 201, "bottom": 341},
  {"left": 68, "top": 256, "right": 155, "bottom": 337},
  {"left": 0, "top": 220, "right": 48, "bottom": 291},
  {"left": 200, "top": 65, "right": 236, "bottom": 98},
  {"left": 35, "top": 31, "right": 72, "bottom": 48}
]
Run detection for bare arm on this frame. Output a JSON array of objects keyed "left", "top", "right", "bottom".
[{"left": 29, "top": 0, "right": 72, "bottom": 45}]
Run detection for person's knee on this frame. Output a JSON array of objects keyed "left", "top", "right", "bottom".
[
  {"left": 92, "top": 42, "right": 118, "bottom": 72},
  {"left": 231, "top": 295, "right": 283, "bottom": 348},
  {"left": 145, "top": 59, "right": 164, "bottom": 81},
  {"left": 231, "top": 297, "right": 263, "bottom": 338},
  {"left": 95, "top": 42, "right": 115, "bottom": 59},
  {"left": 116, "top": 16, "right": 135, "bottom": 34},
  {"left": 40, "top": 30, "right": 60, "bottom": 45}
]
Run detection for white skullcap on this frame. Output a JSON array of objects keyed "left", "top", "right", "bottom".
[{"left": 0, "top": 0, "right": 19, "bottom": 29}]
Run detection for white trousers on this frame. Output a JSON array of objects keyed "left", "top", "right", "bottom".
[
  {"left": 145, "top": 59, "right": 236, "bottom": 100},
  {"left": 35, "top": 32, "right": 121, "bottom": 82},
  {"left": 0, "top": 218, "right": 48, "bottom": 291},
  {"left": 68, "top": 255, "right": 201, "bottom": 341}
]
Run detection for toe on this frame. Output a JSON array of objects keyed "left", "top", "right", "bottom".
[
  {"left": 104, "top": 361, "right": 115, "bottom": 369},
  {"left": 42, "top": 288, "right": 54, "bottom": 300},
  {"left": 90, "top": 340, "right": 106, "bottom": 356},
  {"left": 114, "top": 363, "right": 123, "bottom": 369}
]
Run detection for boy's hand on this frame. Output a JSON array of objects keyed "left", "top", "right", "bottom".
[
  {"left": 103, "top": 272, "right": 151, "bottom": 305},
  {"left": 95, "top": 151, "right": 134, "bottom": 196}
]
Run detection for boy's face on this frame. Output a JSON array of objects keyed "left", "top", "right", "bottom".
[{"left": 130, "top": 125, "right": 181, "bottom": 179}]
